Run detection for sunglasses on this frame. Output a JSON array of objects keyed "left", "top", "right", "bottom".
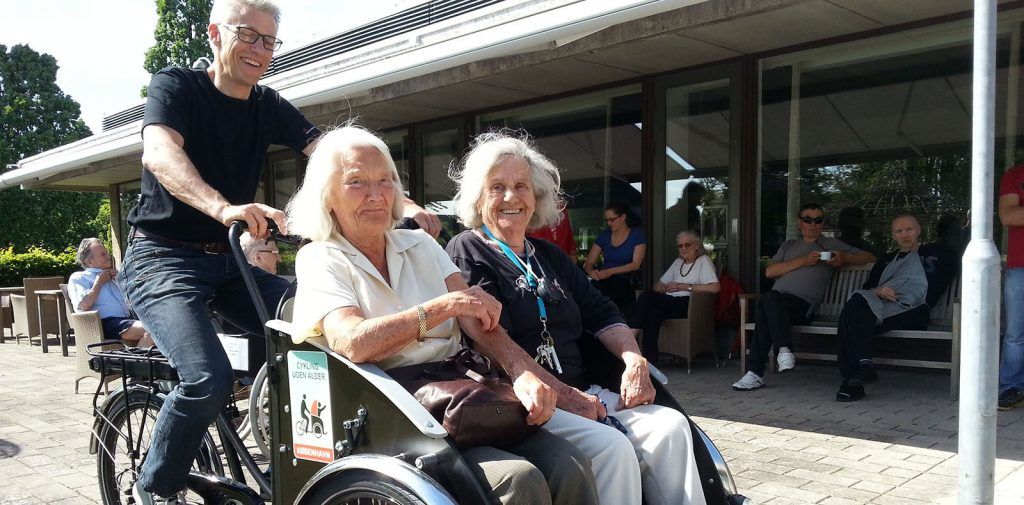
[
  {"left": 604, "top": 215, "right": 622, "bottom": 223},
  {"left": 800, "top": 216, "right": 825, "bottom": 224}
]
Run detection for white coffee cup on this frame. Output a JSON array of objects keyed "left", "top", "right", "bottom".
[{"left": 819, "top": 251, "right": 833, "bottom": 261}]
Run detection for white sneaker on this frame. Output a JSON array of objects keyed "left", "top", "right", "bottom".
[
  {"left": 777, "top": 350, "right": 796, "bottom": 372},
  {"left": 133, "top": 481, "right": 187, "bottom": 505},
  {"left": 732, "top": 371, "right": 765, "bottom": 391}
]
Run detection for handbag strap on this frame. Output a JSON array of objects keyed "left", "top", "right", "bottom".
[{"left": 452, "top": 348, "right": 501, "bottom": 384}]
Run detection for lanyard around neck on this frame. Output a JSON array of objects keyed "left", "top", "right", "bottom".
[{"left": 481, "top": 225, "right": 547, "bottom": 321}]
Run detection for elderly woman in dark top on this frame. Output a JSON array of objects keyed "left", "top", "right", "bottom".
[
  {"left": 446, "top": 132, "right": 707, "bottom": 505},
  {"left": 286, "top": 126, "right": 596, "bottom": 505}
]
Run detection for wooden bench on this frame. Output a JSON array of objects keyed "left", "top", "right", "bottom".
[{"left": 739, "top": 264, "right": 962, "bottom": 398}]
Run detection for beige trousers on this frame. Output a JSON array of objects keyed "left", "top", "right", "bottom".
[{"left": 542, "top": 387, "right": 708, "bottom": 505}]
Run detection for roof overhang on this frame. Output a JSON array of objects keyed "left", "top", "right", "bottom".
[{"left": 2, "top": 0, "right": 707, "bottom": 191}]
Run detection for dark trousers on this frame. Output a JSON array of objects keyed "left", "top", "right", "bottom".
[
  {"left": 749, "top": 291, "right": 810, "bottom": 376},
  {"left": 837, "top": 293, "right": 930, "bottom": 379},
  {"left": 122, "top": 238, "right": 289, "bottom": 496},
  {"left": 630, "top": 291, "right": 690, "bottom": 362},
  {"left": 593, "top": 274, "right": 637, "bottom": 319}
]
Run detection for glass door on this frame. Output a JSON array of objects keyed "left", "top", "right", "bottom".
[{"left": 652, "top": 63, "right": 742, "bottom": 280}]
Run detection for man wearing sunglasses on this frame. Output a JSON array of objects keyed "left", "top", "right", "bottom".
[
  {"left": 733, "top": 203, "right": 875, "bottom": 391},
  {"left": 122, "top": 2, "right": 435, "bottom": 503}
]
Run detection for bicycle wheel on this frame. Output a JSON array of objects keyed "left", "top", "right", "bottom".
[
  {"left": 96, "top": 387, "right": 223, "bottom": 505},
  {"left": 299, "top": 472, "right": 427, "bottom": 505},
  {"left": 248, "top": 363, "right": 272, "bottom": 458}
]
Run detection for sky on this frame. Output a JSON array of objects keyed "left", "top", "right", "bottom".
[{"left": 0, "top": 0, "right": 424, "bottom": 133}]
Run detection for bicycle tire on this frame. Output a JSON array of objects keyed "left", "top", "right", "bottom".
[
  {"left": 96, "top": 387, "right": 223, "bottom": 505},
  {"left": 299, "top": 472, "right": 427, "bottom": 505},
  {"left": 248, "top": 363, "right": 272, "bottom": 458}
]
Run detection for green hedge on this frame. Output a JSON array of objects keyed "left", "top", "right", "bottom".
[{"left": 0, "top": 247, "right": 77, "bottom": 287}]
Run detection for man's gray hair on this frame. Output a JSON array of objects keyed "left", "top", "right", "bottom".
[
  {"left": 286, "top": 126, "right": 405, "bottom": 242},
  {"left": 210, "top": 0, "right": 281, "bottom": 25},
  {"left": 449, "top": 131, "right": 565, "bottom": 231},
  {"left": 76, "top": 238, "right": 103, "bottom": 268}
]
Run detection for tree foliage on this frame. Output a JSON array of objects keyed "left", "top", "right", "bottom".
[
  {"left": 142, "top": 0, "right": 213, "bottom": 96},
  {"left": 0, "top": 43, "right": 106, "bottom": 252}
]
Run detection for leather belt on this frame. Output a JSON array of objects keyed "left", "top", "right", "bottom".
[{"left": 129, "top": 228, "right": 231, "bottom": 254}]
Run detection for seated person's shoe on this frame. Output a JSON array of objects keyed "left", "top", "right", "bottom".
[
  {"left": 859, "top": 361, "right": 878, "bottom": 383},
  {"left": 998, "top": 388, "right": 1024, "bottom": 411},
  {"left": 776, "top": 350, "right": 796, "bottom": 372},
  {"left": 133, "top": 481, "right": 188, "bottom": 505},
  {"left": 732, "top": 371, "right": 765, "bottom": 391},
  {"left": 836, "top": 379, "right": 865, "bottom": 402}
]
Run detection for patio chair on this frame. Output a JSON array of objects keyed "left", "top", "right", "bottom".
[
  {"left": 61, "top": 283, "right": 118, "bottom": 393},
  {"left": 0, "top": 287, "right": 20, "bottom": 343},
  {"left": 9, "top": 276, "right": 63, "bottom": 347},
  {"left": 657, "top": 291, "right": 717, "bottom": 373}
]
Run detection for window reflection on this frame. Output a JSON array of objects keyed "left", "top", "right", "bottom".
[
  {"left": 478, "top": 85, "right": 643, "bottom": 264},
  {"left": 759, "top": 22, "right": 1022, "bottom": 276}
]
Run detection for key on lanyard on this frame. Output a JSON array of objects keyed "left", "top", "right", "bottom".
[{"left": 534, "top": 326, "right": 563, "bottom": 374}]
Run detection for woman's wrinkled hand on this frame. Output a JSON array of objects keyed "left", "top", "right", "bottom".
[
  {"left": 444, "top": 286, "right": 502, "bottom": 331},
  {"left": 558, "top": 389, "right": 607, "bottom": 420},
  {"left": 618, "top": 355, "right": 656, "bottom": 409},
  {"left": 512, "top": 371, "right": 557, "bottom": 425}
]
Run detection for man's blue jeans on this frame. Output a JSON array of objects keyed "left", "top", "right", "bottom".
[
  {"left": 121, "top": 237, "right": 288, "bottom": 496},
  {"left": 1001, "top": 267, "right": 1024, "bottom": 394}
]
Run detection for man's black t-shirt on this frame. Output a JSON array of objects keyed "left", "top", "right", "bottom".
[{"left": 129, "top": 67, "right": 321, "bottom": 243}]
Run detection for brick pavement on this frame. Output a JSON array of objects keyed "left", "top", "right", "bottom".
[{"left": 0, "top": 332, "right": 1022, "bottom": 504}]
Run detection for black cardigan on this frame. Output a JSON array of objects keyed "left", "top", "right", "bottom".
[{"left": 446, "top": 230, "right": 625, "bottom": 389}]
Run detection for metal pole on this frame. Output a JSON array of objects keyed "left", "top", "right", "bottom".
[{"left": 958, "top": 0, "right": 1001, "bottom": 503}]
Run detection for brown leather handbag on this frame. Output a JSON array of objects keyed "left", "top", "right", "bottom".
[{"left": 389, "top": 348, "right": 538, "bottom": 448}]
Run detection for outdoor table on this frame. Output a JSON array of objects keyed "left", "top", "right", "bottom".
[
  {"left": 35, "top": 289, "right": 68, "bottom": 356},
  {"left": 0, "top": 286, "right": 24, "bottom": 342}
]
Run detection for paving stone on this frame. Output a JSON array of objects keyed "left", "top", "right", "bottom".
[{"left": 4, "top": 337, "right": 1024, "bottom": 504}]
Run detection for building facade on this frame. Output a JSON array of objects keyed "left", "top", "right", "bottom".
[{"left": 4, "top": 0, "right": 1023, "bottom": 290}]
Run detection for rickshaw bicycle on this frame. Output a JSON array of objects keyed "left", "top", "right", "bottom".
[{"left": 89, "top": 221, "right": 752, "bottom": 504}]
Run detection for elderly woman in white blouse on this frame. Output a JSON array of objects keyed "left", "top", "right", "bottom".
[
  {"left": 284, "top": 126, "right": 596, "bottom": 505},
  {"left": 630, "top": 230, "right": 720, "bottom": 362}
]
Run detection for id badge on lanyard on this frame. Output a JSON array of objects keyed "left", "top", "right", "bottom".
[{"left": 482, "top": 225, "right": 563, "bottom": 374}]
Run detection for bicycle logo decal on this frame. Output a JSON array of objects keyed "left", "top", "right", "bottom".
[{"left": 287, "top": 351, "right": 334, "bottom": 463}]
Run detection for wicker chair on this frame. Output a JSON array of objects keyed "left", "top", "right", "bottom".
[
  {"left": 10, "top": 276, "right": 63, "bottom": 347},
  {"left": 1, "top": 287, "right": 21, "bottom": 343},
  {"left": 657, "top": 291, "right": 718, "bottom": 373},
  {"left": 60, "top": 283, "right": 118, "bottom": 393}
]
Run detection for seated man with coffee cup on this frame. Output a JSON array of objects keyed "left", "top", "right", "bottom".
[{"left": 732, "top": 203, "right": 875, "bottom": 391}]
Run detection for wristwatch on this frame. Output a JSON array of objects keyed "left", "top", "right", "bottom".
[{"left": 687, "top": 284, "right": 693, "bottom": 292}]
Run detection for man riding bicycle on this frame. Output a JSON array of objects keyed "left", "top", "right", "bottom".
[{"left": 123, "top": 1, "right": 437, "bottom": 502}]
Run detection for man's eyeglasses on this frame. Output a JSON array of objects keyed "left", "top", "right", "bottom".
[
  {"left": 800, "top": 216, "right": 825, "bottom": 224},
  {"left": 677, "top": 242, "right": 695, "bottom": 249},
  {"left": 604, "top": 215, "right": 622, "bottom": 223},
  {"left": 257, "top": 250, "right": 280, "bottom": 256},
  {"left": 221, "top": 24, "right": 283, "bottom": 51}
]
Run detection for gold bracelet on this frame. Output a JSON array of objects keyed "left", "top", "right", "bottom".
[{"left": 415, "top": 305, "right": 427, "bottom": 342}]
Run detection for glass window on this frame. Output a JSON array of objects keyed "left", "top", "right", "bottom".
[
  {"left": 663, "top": 78, "right": 735, "bottom": 273},
  {"left": 418, "top": 121, "right": 465, "bottom": 242},
  {"left": 758, "top": 18, "right": 1024, "bottom": 279},
  {"left": 478, "top": 85, "right": 643, "bottom": 264},
  {"left": 381, "top": 128, "right": 411, "bottom": 186},
  {"left": 271, "top": 157, "right": 300, "bottom": 209}
]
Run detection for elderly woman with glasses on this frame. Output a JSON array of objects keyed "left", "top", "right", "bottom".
[
  {"left": 285, "top": 126, "right": 596, "bottom": 505},
  {"left": 584, "top": 202, "right": 645, "bottom": 317},
  {"left": 629, "top": 230, "right": 720, "bottom": 362},
  {"left": 445, "top": 131, "right": 707, "bottom": 505}
]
